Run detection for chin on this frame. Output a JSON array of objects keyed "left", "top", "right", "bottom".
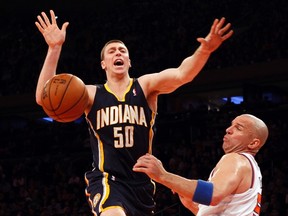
[
  {"left": 114, "top": 69, "right": 128, "bottom": 74},
  {"left": 223, "top": 146, "right": 232, "bottom": 154}
]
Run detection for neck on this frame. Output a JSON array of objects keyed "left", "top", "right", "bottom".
[
  {"left": 105, "top": 78, "right": 132, "bottom": 101},
  {"left": 106, "top": 76, "right": 130, "bottom": 87}
]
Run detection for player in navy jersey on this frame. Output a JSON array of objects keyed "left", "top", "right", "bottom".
[{"left": 35, "top": 10, "right": 233, "bottom": 216}]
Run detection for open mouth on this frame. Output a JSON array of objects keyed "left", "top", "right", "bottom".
[{"left": 114, "top": 59, "right": 124, "bottom": 66}]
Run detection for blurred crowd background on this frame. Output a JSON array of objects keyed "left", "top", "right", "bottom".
[{"left": 1, "top": 0, "right": 288, "bottom": 215}]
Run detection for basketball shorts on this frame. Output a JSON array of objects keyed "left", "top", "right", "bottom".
[{"left": 85, "top": 170, "right": 156, "bottom": 216}]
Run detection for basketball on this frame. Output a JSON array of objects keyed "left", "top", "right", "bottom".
[{"left": 41, "top": 73, "right": 89, "bottom": 123}]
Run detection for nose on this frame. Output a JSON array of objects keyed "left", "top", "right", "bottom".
[{"left": 226, "top": 126, "right": 232, "bottom": 134}]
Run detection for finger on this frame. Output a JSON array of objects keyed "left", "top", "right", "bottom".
[
  {"left": 210, "top": 18, "right": 219, "bottom": 35},
  {"left": 196, "top": 37, "right": 206, "bottom": 45},
  {"left": 141, "top": 157, "right": 152, "bottom": 165},
  {"left": 41, "top": 11, "right": 51, "bottom": 26},
  {"left": 132, "top": 167, "right": 143, "bottom": 172},
  {"left": 215, "top": 17, "right": 226, "bottom": 33},
  {"left": 50, "top": 10, "right": 57, "bottom": 24},
  {"left": 35, "top": 22, "right": 44, "bottom": 34},
  {"left": 37, "top": 15, "right": 47, "bottom": 28},
  {"left": 136, "top": 155, "right": 147, "bottom": 162},
  {"left": 221, "top": 29, "right": 234, "bottom": 41},
  {"left": 146, "top": 153, "right": 157, "bottom": 160},
  {"left": 61, "top": 22, "right": 69, "bottom": 31},
  {"left": 219, "top": 23, "right": 231, "bottom": 35},
  {"left": 139, "top": 154, "right": 151, "bottom": 160},
  {"left": 133, "top": 165, "right": 147, "bottom": 171},
  {"left": 134, "top": 159, "right": 148, "bottom": 167}
]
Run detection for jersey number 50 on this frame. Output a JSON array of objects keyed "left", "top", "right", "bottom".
[{"left": 114, "top": 126, "right": 134, "bottom": 148}]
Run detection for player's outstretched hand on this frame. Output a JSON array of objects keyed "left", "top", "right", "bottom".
[
  {"left": 35, "top": 10, "right": 69, "bottom": 48},
  {"left": 197, "top": 17, "right": 233, "bottom": 53},
  {"left": 133, "top": 153, "right": 166, "bottom": 182}
]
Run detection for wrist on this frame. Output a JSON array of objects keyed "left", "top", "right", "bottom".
[
  {"left": 158, "top": 171, "right": 170, "bottom": 184},
  {"left": 48, "top": 44, "right": 62, "bottom": 50},
  {"left": 196, "top": 46, "right": 212, "bottom": 55},
  {"left": 47, "top": 45, "right": 63, "bottom": 56}
]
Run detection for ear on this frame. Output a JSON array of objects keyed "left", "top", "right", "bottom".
[
  {"left": 101, "top": 60, "right": 106, "bottom": 70},
  {"left": 129, "top": 59, "right": 132, "bottom": 68},
  {"left": 248, "top": 138, "right": 260, "bottom": 149}
]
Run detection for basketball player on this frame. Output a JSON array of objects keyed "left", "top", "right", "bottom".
[
  {"left": 35, "top": 10, "right": 233, "bottom": 216},
  {"left": 134, "top": 114, "right": 268, "bottom": 216}
]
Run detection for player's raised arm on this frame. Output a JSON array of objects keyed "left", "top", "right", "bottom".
[
  {"left": 140, "top": 17, "right": 233, "bottom": 95},
  {"left": 35, "top": 10, "right": 69, "bottom": 105}
]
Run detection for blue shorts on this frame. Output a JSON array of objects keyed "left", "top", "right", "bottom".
[{"left": 85, "top": 170, "right": 156, "bottom": 216}]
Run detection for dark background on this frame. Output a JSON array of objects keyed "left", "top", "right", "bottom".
[
  {"left": 0, "top": 0, "right": 287, "bottom": 215},
  {"left": 1, "top": 0, "right": 288, "bottom": 116}
]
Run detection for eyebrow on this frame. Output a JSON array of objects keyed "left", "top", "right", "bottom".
[
  {"left": 108, "top": 44, "right": 126, "bottom": 49},
  {"left": 232, "top": 120, "right": 245, "bottom": 129},
  {"left": 236, "top": 123, "right": 245, "bottom": 128},
  {"left": 107, "top": 46, "right": 127, "bottom": 52},
  {"left": 107, "top": 47, "right": 116, "bottom": 51}
]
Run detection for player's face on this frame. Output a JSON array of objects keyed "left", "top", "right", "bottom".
[
  {"left": 101, "top": 42, "right": 131, "bottom": 74},
  {"left": 222, "top": 116, "right": 255, "bottom": 153}
]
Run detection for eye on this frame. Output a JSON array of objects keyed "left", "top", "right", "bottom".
[{"left": 235, "top": 125, "right": 243, "bottom": 131}]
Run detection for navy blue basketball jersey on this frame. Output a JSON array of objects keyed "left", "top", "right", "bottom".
[{"left": 86, "top": 78, "right": 156, "bottom": 182}]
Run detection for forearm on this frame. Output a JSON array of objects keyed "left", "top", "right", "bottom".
[
  {"left": 35, "top": 45, "right": 62, "bottom": 105},
  {"left": 159, "top": 171, "right": 198, "bottom": 199},
  {"left": 159, "top": 172, "right": 214, "bottom": 207},
  {"left": 178, "top": 46, "right": 211, "bottom": 83}
]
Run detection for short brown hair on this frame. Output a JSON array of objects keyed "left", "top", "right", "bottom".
[{"left": 100, "top": 39, "right": 126, "bottom": 60}]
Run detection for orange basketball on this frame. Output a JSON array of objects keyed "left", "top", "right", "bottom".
[{"left": 41, "top": 73, "right": 89, "bottom": 123}]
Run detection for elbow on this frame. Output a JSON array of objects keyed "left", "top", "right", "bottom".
[
  {"left": 35, "top": 94, "right": 43, "bottom": 106},
  {"left": 177, "top": 72, "right": 196, "bottom": 86},
  {"left": 210, "top": 193, "right": 224, "bottom": 206},
  {"left": 35, "top": 85, "right": 44, "bottom": 106},
  {"left": 192, "top": 180, "right": 226, "bottom": 207},
  {"left": 36, "top": 98, "right": 42, "bottom": 107},
  {"left": 173, "top": 75, "right": 189, "bottom": 89}
]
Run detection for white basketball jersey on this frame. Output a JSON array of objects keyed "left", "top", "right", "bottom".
[{"left": 197, "top": 153, "right": 262, "bottom": 216}]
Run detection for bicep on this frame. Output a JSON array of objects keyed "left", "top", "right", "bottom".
[
  {"left": 84, "top": 85, "right": 96, "bottom": 114},
  {"left": 139, "top": 68, "right": 184, "bottom": 96},
  {"left": 210, "top": 156, "right": 244, "bottom": 205}
]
